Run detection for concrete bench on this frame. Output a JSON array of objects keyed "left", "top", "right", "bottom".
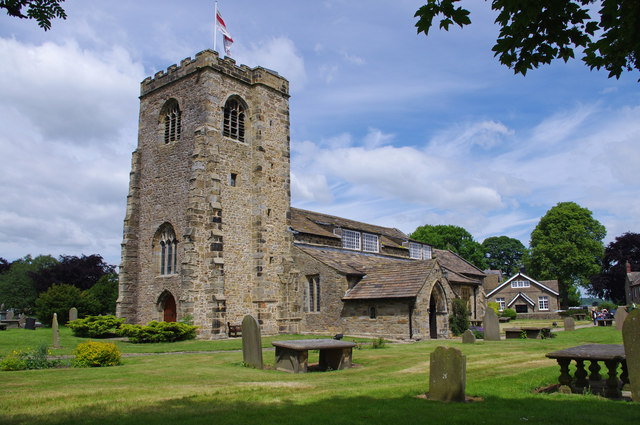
[
  {"left": 499, "top": 317, "right": 511, "bottom": 323},
  {"left": 597, "top": 319, "right": 613, "bottom": 327},
  {"left": 504, "top": 327, "right": 551, "bottom": 339},
  {"left": 272, "top": 339, "right": 356, "bottom": 373}
]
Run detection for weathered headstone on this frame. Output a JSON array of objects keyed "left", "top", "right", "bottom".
[
  {"left": 428, "top": 346, "right": 466, "bottom": 402},
  {"left": 24, "top": 317, "right": 36, "bottom": 330},
  {"left": 6, "top": 310, "right": 13, "bottom": 320},
  {"left": 615, "top": 308, "right": 628, "bottom": 331},
  {"left": 563, "top": 317, "right": 575, "bottom": 331},
  {"left": 18, "top": 314, "right": 26, "bottom": 328},
  {"left": 52, "top": 313, "right": 60, "bottom": 349},
  {"left": 622, "top": 309, "right": 640, "bottom": 401},
  {"left": 69, "top": 307, "right": 78, "bottom": 323},
  {"left": 483, "top": 308, "right": 501, "bottom": 341},
  {"left": 241, "top": 315, "right": 263, "bottom": 369},
  {"left": 461, "top": 329, "right": 476, "bottom": 344}
]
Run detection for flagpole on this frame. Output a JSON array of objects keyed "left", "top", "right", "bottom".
[{"left": 214, "top": 0, "right": 218, "bottom": 53}]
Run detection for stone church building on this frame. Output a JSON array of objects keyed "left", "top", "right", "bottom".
[{"left": 116, "top": 50, "right": 486, "bottom": 340}]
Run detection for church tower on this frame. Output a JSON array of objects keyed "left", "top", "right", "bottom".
[{"left": 117, "top": 50, "right": 292, "bottom": 337}]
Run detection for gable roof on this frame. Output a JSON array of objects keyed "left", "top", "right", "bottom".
[
  {"left": 433, "top": 249, "right": 485, "bottom": 279},
  {"left": 508, "top": 292, "right": 535, "bottom": 307},
  {"left": 628, "top": 271, "right": 640, "bottom": 287},
  {"left": 290, "top": 208, "right": 409, "bottom": 241},
  {"left": 486, "top": 272, "right": 560, "bottom": 297},
  {"left": 294, "top": 245, "right": 438, "bottom": 300}
]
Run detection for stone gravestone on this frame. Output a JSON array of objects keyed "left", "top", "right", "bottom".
[
  {"left": 428, "top": 346, "right": 466, "bottom": 402},
  {"left": 241, "top": 315, "right": 263, "bottom": 369},
  {"left": 52, "top": 313, "right": 60, "bottom": 349},
  {"left": 461, "top": 329, "right": 476, "bottom": 344},
  {"left": 24, "top": 317, "right": 36, "bottom": 330},
  {"left": 622, "top": 309, "right": 640, "bottom": 401},
  {"left": 563, "top": 317, "right": 575, "bottom": 331},
  {"left": 69, "top": 307, "right": 78, "bottom": 323},
  {"left": 483, "top": 308, "right": 501, "bottom": 341},
  {"left": 18, "top": 314, "right": 25, "bottom": 328},
  {"left": 615, "top": 308, "right": 628, "bottom": 331},
  {"left": 6, "top": 310, "right": 14, "bottom": 320}
]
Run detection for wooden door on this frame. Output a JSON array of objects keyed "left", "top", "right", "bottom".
[{"left": 163, "top": 293, "right": 177, "bottom": 322}]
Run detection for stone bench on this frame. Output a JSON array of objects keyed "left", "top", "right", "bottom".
[
  {"left": 498, "top": 317, "right": 511, "bottom": 323},
  {"left": 227, "top": 322, "right": 242, "bottom": 337},
  {"left": 597, "top": 319, "right": 613, "bottom": 327},
  {"left": 0, "top": 319, "right": 19, "bottom": 329},
  {"left": 272, "top": 339, "right": 356, "bottom": 373},
  {"left": 504, "top": 327, "right": 551, "bottom": 339}
]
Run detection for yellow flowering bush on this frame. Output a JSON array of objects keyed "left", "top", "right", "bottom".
[
  {"left": 73, "top": 341, "right": 121, "bottom": 367},
  {"left": 0, "top": 345, "right": 60, "bottom": 371}
]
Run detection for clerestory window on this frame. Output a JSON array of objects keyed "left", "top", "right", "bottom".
[{"left": 223, "top": 98, "right": 245, "bottom": 142}]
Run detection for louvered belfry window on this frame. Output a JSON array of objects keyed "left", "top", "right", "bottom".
[
  {"left": 223, "top": 99, "right": 245, "bottom": 142},
  {"left": 164, "top": 102, "right": 181, "bottom": 143}
]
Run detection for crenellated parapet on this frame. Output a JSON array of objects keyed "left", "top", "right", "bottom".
[{"left": 140, "top": 49, "right": 289, "bottom": 97}]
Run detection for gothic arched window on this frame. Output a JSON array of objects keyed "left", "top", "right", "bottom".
[
  {"left": 161, "top": 100, "right": 181, "bottom": 143},
  {"left": 154, "top": 224, "right": 178, "bottom": 275},
  {"left": 223, "top": 98, "right": 245, "bottom": 142}
]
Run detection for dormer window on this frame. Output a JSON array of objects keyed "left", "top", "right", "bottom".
[
  {"left": 342, "top": 229, "right": 361, "bottom": 250},
  {"left": 362, "top": 233, "right": 379, "bottom": 253}
]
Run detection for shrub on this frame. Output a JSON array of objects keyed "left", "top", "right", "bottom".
[
  {"left": 487, "top": 302, "right": 499, "bottom": 315},
  {"left": 118, "top": 321, "right": 198, "bottom": 343},
  {"left": 501, "top": 308, "right": 517, "bottom": 320},
  {"left": 449, "top": 298, "right": 469, "bottom": 336},
  {"left": 67, "top": 315, "right": 124, "bottom": 338},
  {"left": 83, "top": 273, "right": 118, "bottom": 315},
  {"left": 34, "top": 283, "right": 82, "bottom": 326},
  {"left": 371, "top": 337, "right": 386, "bottom": 349},
  {"left": 73, "top": 341, "right": 121, "bottom": 367},
  {"left": 470, "top": 326, "right": 484, "bottom": 339},
  {"left": 598, "top": 301, "right": 617, "bottom": 312},
  {"left": 1, "top": 344, "right": 61, "bottom": 371}
]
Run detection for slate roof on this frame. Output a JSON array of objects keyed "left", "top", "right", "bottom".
[
  {"left": 628, "top": 272, "right": 640, "bottom": 287},
  {"left": 294, "top": 245, "right": 437, "bottom": 300},
  {"left": 290, "top": 208, "right": 409, "bottom": 241},
  {"left": 486, "top": 272, "right": 560, "bottom": 297},
  {"left": 433, "top": 249, "right": 485, "bottom": 282}
]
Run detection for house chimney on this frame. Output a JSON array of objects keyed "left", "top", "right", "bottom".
[{"left": 627, "top": 261, "right": 631, "bottom": 273}]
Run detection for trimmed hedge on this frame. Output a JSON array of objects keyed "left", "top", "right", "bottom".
[
  {"left": 501, "top": 308, "right": 517, "bottom": 320},
  {"left": 73, "top": 341, "right": 121, "bottom": 367},
  {"left": 117, "top": 321, "right": 198, "bottom": 343},
  {"left": 67, "top": 315, "right": 124, "bottom": 338}
]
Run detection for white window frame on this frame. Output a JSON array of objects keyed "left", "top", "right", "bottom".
[
  {"left": 511, "top": 280, "right": 530, "bottom": 288},
  {"left": 422, "top": 244, "right": 432, "bottom": 259},
  {"left": 342, "top": 229, "right": 361, "bottom": 251},
  {"left": 496, "top": 297, "right": 506, "bottom": 311},
  {"left": 538, "top": 296, "right": 549, "bottom": 311},
  {"left": 362, "top": 233, "right": 379, "bottom": 253},
  {"left": 410, "top": 242, "right": 423, "bottom": 259}
]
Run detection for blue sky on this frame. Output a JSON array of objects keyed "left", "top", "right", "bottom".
[{"left": 1, "top": 0, "right": 639, "bottom": 267}]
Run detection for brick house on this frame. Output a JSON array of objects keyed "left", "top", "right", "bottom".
[{"left": 485, "top": 272, "right": 559, "bottom": 318}]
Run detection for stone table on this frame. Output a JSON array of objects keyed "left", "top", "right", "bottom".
[
  {"left": 272, "top": 339, "right": 356, "bottom": 373},
  {"left": 546, "top": 344, "right": 628, "bottom": 398}
]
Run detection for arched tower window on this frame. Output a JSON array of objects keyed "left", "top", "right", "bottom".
[
  {"left": 223, "top": 98, "right": 246, "bottom": 142},
  {"left": 154, "top": 223, "right": 178, "bottom": 275},
  {"left": 161, "top": 99, "right": 181, "bottom": 143}
]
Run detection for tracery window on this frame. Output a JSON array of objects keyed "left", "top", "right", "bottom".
[
  {"left": 223, "top": 98, "right": 245, "bottom": 142},
  {"left": 306, "top": 275, "right": 320, "bottom": 312},
  {"left": 155, "top": 224, "right": 178, "bottom": 275},
  {"left": 163, "top": 101, "right": 181, "bottom": 143}
]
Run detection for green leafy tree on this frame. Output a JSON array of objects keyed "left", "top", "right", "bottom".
[
  {"left": 415, "top": 0, "right": 640, "bottom": 80},
  {"left": 410, "top": 224, "right": 486, "bottom": 269},
  {"left": 526, "top": 202, "right": 606, "bottom": 309},
  {"left": 449, "top": 297, "right": 470, "bottom": 336},
  {"left": 29, "top": 254, "right": 116, "bottom": 293},
  {"left": 83, "top": 272, "right": 118, "bottom": 315},
  {"left": 0, "top": 255, "right": 57, "bottom": 313},
  {"left": 35, "top": 283, "right": 83, "bottom": 326},
  {"left": 590, "top": 232, "right": 640, "bottom": 304},
  {"left": 482, "top": 236, "right": 527, "bottom": 276},
  {"left": 1, "top": 0, "right": 67, "bottom": 31}
]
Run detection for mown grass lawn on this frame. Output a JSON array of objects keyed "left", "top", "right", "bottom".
[{"left": 0, "top": 326, "right": 636, "bottom": 425}]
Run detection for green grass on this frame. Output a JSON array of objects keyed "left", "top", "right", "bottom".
[{"left": 0, "top": 326, "right": 635, "bottom": 425}]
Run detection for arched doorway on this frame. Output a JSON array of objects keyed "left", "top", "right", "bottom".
[
  {"left": 159, "top": 291, "right": 177, "bottom": 322},
  {"left": 428, "top": 282, "right": 447, "bottom": 339}
]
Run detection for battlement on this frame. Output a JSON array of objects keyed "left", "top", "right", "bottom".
[{"left": 140, "top": 49, "right": 289, "bottom": 97}]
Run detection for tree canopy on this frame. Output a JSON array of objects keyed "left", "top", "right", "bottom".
[
  {"left": 526, "top": 202, "right": 606, "bottom": 308},
  {"left": 589, "top": 232, "right": 640, "bottom": 304},
  {"left": 0, "top": 255, "right": 57, "bottom": 313},
  {"left": 482, "top": 235, "right": 527, "bottom": 276},
  {"left": 410, "top": 224, "right": 486, "bottom": 270},
  {"left": 415, "top": 0, "right": 640, "bottom": 80},
  {"left": 28, "top": 254, "right": 115, "bottom": 293},
  {"left": 1, "top": 0, "right": 67, "bottom": 31}
]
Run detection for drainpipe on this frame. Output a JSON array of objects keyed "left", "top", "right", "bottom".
[
  {"left": 408, "top": 303, "right": 414, "bottom": 339},
  {"left": 473, "top": 286, "right": 477, "bottom": 319}
]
